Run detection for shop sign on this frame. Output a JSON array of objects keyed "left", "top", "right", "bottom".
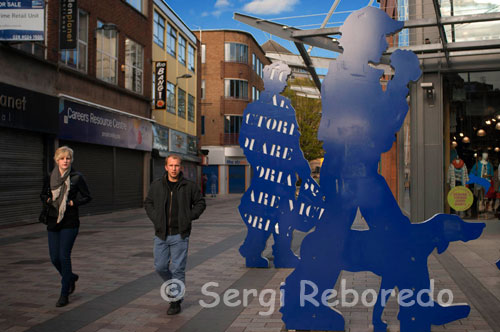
[
  {"left": 169, "top": 129, "right": 187, "bottom": 154},
  {"left": 60, "top": 0, "right": 77, "bottom": 49},
  {"left": 154, "top": 62, "right": 166, "bottom": 109},
  {"left": 0, "top": 0, "right": 45, "bottom": 41},
  {"left": 447, "top": 186, "right": 474, "bottom": 211},
  {"left": 152, "top": 123, "right": 169, "bottom": 155},
  {"left": 0, "top": 82, "right": 58, "bottom": 133},
  {"left": 226, "top": 158, "right": 247, "bottom": 165},
  {"left": 187, "top": 135, "right": 197, "bottom": 155},
  {"left": 59, "top": 100, "right": 152, "bottom": 151}
]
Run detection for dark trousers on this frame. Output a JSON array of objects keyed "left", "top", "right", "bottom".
[{"left": 48, "top": 228, "right": 79, "bottom": 296}]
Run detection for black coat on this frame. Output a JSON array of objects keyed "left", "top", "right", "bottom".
[
  {"left": 40, "top": 169, "right": 92, "bottom": 230},
  {"left": 144, "top": 173, "right": 206, "bottom": 240}
]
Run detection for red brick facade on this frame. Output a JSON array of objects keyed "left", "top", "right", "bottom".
[
  {"left": 46, "top": 0, "right": 152, "bottom": 117},
  {"left": 194, "top": 30, "right": 270, "bottom": 146}
]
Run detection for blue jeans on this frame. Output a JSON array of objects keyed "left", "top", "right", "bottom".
[
  {"left": 48, "top": 228, "right": 79, "bottom": 296},
  {"left": 154, "top": 235, "right": 189, "bottom": 287}
]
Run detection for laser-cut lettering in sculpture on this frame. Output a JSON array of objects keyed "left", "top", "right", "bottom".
[
  {"left": 275, "top": 6, "right": 485, "bottom": 332},
  {"left": 237, "top": 5, "right": 486, "bottom": 332},
  {"left": 238, "top": 62, "right": 324, "bottom": 268}
]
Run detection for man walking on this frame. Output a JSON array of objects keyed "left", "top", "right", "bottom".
[{"left": 144, "top": 154, "right": 206, "bottom": 315}]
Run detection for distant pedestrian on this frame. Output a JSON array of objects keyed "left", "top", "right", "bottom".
[
  {"left": 144, "top": 154, "right": 206, "bottom": 315},
  {"left": 202, "top": 174, "right": 208, "bottom": 197},
  {"left": 210, "top": 173, "right": 218, "bottom": 197},
  {"left": 40, "top": 146, "right": 92, "bottom": 307}
]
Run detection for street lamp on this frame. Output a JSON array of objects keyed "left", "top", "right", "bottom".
[{"left": 176, "top": 73, "right": 192, "bottom": 85}]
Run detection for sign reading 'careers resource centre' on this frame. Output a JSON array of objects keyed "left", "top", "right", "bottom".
[
  {"left": 0, "top": 0, "right": 45, "bottom": 41},
  {"left": 59, "top": 100, "right": 153, "bottom": 151}
]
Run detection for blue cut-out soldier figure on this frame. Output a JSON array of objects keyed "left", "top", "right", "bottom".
[
  {"left": 280, "top": 7, "right": 483, "bottom": 332},
  {"left": 238, "top": 61, "right": 322, "bottom": 268}
]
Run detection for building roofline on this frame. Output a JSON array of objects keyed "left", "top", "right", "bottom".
[
  {"left": 154, "top": 0, "right": 197, "bottom": 44},
  {"left": 198, "top": 29, "right": 268, "bottom": 56}
]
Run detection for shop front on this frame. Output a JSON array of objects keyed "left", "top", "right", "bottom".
[
  {"left": 58, "top": 98, "right": 152, "bottom": 215},
  {"left": 169, "top": 129, "right": 201, "bottom": 184},
  {"left": 0, "top": 83, "right": 59, "bottom": 226},
  {"left": 445, "top": 71, "right": 500, "bottom": 219}
]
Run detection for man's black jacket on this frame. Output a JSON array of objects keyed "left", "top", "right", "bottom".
[{"left": 144, "top": 172, "right": 206, "bottom": 240}]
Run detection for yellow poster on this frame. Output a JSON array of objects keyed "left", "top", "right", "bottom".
[{"left": 447, "top": 186, "right": 474, "bottom": 211}]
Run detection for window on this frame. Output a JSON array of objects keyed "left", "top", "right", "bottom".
[
  {"left": 126, "top": 0, "right": 142, "bottom": 12},
  {"left": 60, "top": 10, "right": 88, "bottom": 72},
  {"left": 224, "top": 115, "right": 243, "bottom": 134},
  {"left": 188, "top": 94, "right": 195, "bottom": 122},
  {"left": 201, "top": 44, "right": 206, "bottom": 63},
  {"left": 154, "top": 11, "right": 165, "bottom": 48},
  {"left": 225, "top": 79, "right": 248, "bottom": 99},
  {"left": 152, "top": 72, "right": 155, "bottom": 104},
  {"left": 178, "top": 35, "right": 186, "bottom": 65},
  {"left": 252, "top": 53, "right": 256, "bottom": 71},
  {"left": 167, "top": 82, "right": 175, "bottom": 114},
  {"left": 201, "top": 80, "right": 205, "bottom": 99},
  {"left": 96, "top": 21, "right": 118, "bottom": 84},
  {"left": 188, "top": 44, "right": 195, "bottom": 72},
  {"left": 260, "top": 62, "right": 264, "bottom": 78},
  {"left": 125, "top": 39, "right": 143, "bottom": 94},
  {"left": 178, "top": 88, "right": 186, "bottom": 118},
  {"left": 225, "top": 43, "right": 248, "bottom": 63},
  {"left": 252, "top": 86, "right": 260, "bottom": 101},
  {"left": 201, "top": 116, "right": 205, "bottom": 135},
  {"left": 13, "top": 42, "right": 44, "bottom": 58},
  {"left": 167, "top": 24, "right": 177, "bottom": 57}
]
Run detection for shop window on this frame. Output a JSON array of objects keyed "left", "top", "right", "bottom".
[{"left": 446, "top": 71, "right": 500, "bottom": 218}]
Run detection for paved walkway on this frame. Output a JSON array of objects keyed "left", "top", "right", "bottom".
[{"left": 0, "top": 195, "right": 499, "bottom": 332}]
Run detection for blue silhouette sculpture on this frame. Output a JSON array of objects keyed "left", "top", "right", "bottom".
[
  {"left": 467, "top": 174, "right": 491, "bottom": 192},
  {"left": 273, "top": 6, "right": 485, "bottom": 332},
  {"left": 238, "top": 62, "right": 323, "bottom": 268}
]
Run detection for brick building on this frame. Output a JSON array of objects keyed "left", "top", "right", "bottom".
[
  {"left": 0, "top": 0, "right": 154, "bottom": 225},
  {"left": 194, "top": 30, "right": 270, "bottom": 195},
  {"left": 151, "top": 0, "right": 201, "bottom": 184}
]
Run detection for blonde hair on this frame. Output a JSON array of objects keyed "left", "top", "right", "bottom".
[
  {"left": 165, "top": 154, "right": 182, "bottom": 165},
  {"left": 54, "top": 146, "right": 74, "bottom": 162}
]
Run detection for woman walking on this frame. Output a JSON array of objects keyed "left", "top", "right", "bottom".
[{"left": 40, "top": 146, "right": 91, "bottom": 307}]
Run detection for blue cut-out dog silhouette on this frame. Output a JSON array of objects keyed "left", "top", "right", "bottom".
[{"left": 275, "top": 6, "right": 486, "bottom": 332}]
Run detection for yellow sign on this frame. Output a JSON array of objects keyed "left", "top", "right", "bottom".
[{"left": 447, "top": 186, "right": 474, "bottom": 211}]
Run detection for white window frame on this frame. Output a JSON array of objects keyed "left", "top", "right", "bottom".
[
  {"left": 153, "top": 11, "right": 165, "bottom": 49},
  {"left": 188, "top": 44, "right": 195, "bottom": 72},
  {"left": 60, "top": 9, "right": 88, "bottom": 73},
  {"left": 96, "top": 21, "right": 118, "bottom": 84},
  {"left": 125, "top": 38, "right": 143, "bottom": 94}
]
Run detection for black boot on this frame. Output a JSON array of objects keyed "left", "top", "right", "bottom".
[
  {"left": 56, "top": 295, "right": 69, "bottom": 307},
  {"left": 69, "top": 274, "right": 79, "bottom": 295},
  {"left": 167, "top": 301, "right": 181, "bottom": 315}
]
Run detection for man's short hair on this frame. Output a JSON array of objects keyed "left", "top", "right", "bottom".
[{"left": 165, "top": 154, "right": 182, "bottom": 165}]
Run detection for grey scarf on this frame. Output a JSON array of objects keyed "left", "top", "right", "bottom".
[{"left": 50, "top": 168, "right": 71, "bottom": 224}]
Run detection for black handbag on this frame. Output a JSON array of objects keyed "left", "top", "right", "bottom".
[{"left": 39, "top": 205, "right": 49, "bottom": 225}]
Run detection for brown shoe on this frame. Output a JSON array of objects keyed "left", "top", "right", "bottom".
[{"left": 167, "top": 301, "right": 181, "bottom": 315}]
